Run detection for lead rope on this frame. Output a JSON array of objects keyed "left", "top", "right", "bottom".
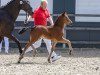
[
  {"left": 18, "top": 13, "right": 29, "bottom": 35},
  {"left": 24, "top": 12, "right": 28, "bottom": 25}
]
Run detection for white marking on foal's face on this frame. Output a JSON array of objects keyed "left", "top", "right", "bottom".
[{"left": 20, "top": 1, "right": 23, "bottom": 4}]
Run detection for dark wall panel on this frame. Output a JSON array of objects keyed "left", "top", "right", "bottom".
[
  {"left": 90, "top": 31, "right": 100, "bottom": 41},
  {"left": 53, "top": 0, "right": 65, "bottom": 14},
  {"left": 65, "top": 0, "right": 75, "bottom": 14},
  {"left": 66, "top": 30, "right": 90, "bottom": 41}
]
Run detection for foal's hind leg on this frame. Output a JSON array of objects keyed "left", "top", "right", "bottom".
[
  {"left": 18, "top": 41, "right": 33, "bottom": 63},
  {"left": 6, "top": 34, "right": 22, "bottom": 54},
  {"left": 60, "top": 37, "right": 73, "bottom": 55},
  {"left": 18, "top": 37, "right": 39, "bottom": 63},
  {"left": 48, "top": 42, "right": 57, "bottom": 63},
  {"left": 31, "top": 45, "right": 38, "bottom": 57}
]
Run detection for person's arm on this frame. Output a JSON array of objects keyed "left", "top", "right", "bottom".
[
  {"left": 26, "top": 11, "right": 35, "bottom": 24},
  {"left": 24, "top": 15, "right": 31, "bottom": 24},
  {"left": 48, "top": 16, "right": 54, "bottom": 26},
  {"left": 27, "top": 15, "right": 31, "bottom": 21}
]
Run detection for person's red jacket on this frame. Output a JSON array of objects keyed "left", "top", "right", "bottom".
[{"left": 32, "top": 7, "right": 50, "bottom": 26}]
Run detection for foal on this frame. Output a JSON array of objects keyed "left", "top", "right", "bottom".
[{"left": 18, "top": 12, "right": 73, "bottom": 63}]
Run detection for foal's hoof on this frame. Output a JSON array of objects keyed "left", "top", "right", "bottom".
[
  {"left": 33, "top": 54, "right": 37, "bottom": 57},
  {"left": 17, "top": 61, "right": 20, "bottom": 63},
  {"left": 33, "top": 55, "right": 36, "bottom": 57},
  {"left": 33, "top": 52, "right": 37, "bottom": 57},
  {"left": 48, "top": 59, "right": 51, "bottom": 63},
  {"left": 20, "top": 52, "right": 23, "bottom": 56},
  {"left": 20, "top": 51, "right": 23, "bottom": 55},
  {"left": 33, "top": 50, "right": 38, "bottom": 57},
  {"left": 69, "top": 50, "right": 72, "bottom": 55}
]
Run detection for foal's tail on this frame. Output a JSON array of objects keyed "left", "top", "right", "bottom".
[{"left": 18, "top": 26, "right": 32, "bottom": 35}]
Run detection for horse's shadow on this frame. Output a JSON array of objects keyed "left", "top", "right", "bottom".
[
  {"left": 5, "top": 61, "right": 56, "bottom": 66},
  {"left": 2, "top": 48, "right": 100, "bottom": 66},
  {"left": 20, "top": 48, "right": 100, "bottom": 58}
]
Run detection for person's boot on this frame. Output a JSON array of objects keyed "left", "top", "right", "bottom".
[
  {"left": 5, "top": 50, "right": 8, "bottom": 54},
  {"left": 23, "top": 46, "right": 33, "bottom": 53},
  {"left": 0, "top": 49, "right": 1, "bottom": 53},
  {"left": 51, "top": 55, "right": 62, "bottom": 62}
]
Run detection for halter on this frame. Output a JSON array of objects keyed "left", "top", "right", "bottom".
[{"left": 19, "top": 0, "right": 29, "bottom": 25}]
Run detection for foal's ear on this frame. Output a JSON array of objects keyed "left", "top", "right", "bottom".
[{"left": 62, "top": 12, "right": 66, "bottom": 16}]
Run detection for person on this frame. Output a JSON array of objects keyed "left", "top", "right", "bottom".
[
  {"left": 0, "top": 37, "right": 9, "bottom": 53},
  {"left": 25, "top": 0, "right": 61, "bottom": 62}
]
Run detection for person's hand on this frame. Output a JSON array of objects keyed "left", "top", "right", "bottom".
[
  {"left": 24, "top": 19, "right": 28, "bottom": 26},
  {"left": 24, "top": 19, "right": 28, "bottom": 24}
]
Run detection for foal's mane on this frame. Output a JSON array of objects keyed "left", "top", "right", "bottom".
[
  {"left": 54, "top": 16, "right": 60, "bottom": 24},
  {"left": 54, "top": 14, "right": 63, "bottom": 26}
]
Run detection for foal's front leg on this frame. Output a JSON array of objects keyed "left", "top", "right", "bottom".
[{"left": 61, "top": 37, "right": 73, "bottom": 55}]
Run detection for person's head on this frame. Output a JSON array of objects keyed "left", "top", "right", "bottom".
[{"left": 40, "top": 0, "right": 48, "bottom": 10}]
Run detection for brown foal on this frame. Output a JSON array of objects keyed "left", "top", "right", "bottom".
[{"left": 18, "top": 12, "right": 73, "bottom": 63}]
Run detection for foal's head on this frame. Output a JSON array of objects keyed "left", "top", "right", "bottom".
[
  {"left": 60, "top": 12, "right": 72, "bottom": 25},
  {"left": 20, "top": 0, "right": 33, "bottom": 15}
]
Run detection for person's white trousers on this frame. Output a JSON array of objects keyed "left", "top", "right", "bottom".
[
  {"left": 0, "top": 37, "right": 9, "bottom": 51},
  {"left": 26, "top": 38, "right": 57, "bottom": 57}
]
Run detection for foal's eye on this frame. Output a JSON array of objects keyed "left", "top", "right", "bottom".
[{"left": 27, "top": 1, "right": 30, "bottom": 4}]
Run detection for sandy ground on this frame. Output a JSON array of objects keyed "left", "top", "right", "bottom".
[{"left": 0, "top": 48, "right": 100, "bottom": 75}]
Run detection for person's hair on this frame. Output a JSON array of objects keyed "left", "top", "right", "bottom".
[{"left": 41, "top": 0, "right": 48, "bottom": 4}]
